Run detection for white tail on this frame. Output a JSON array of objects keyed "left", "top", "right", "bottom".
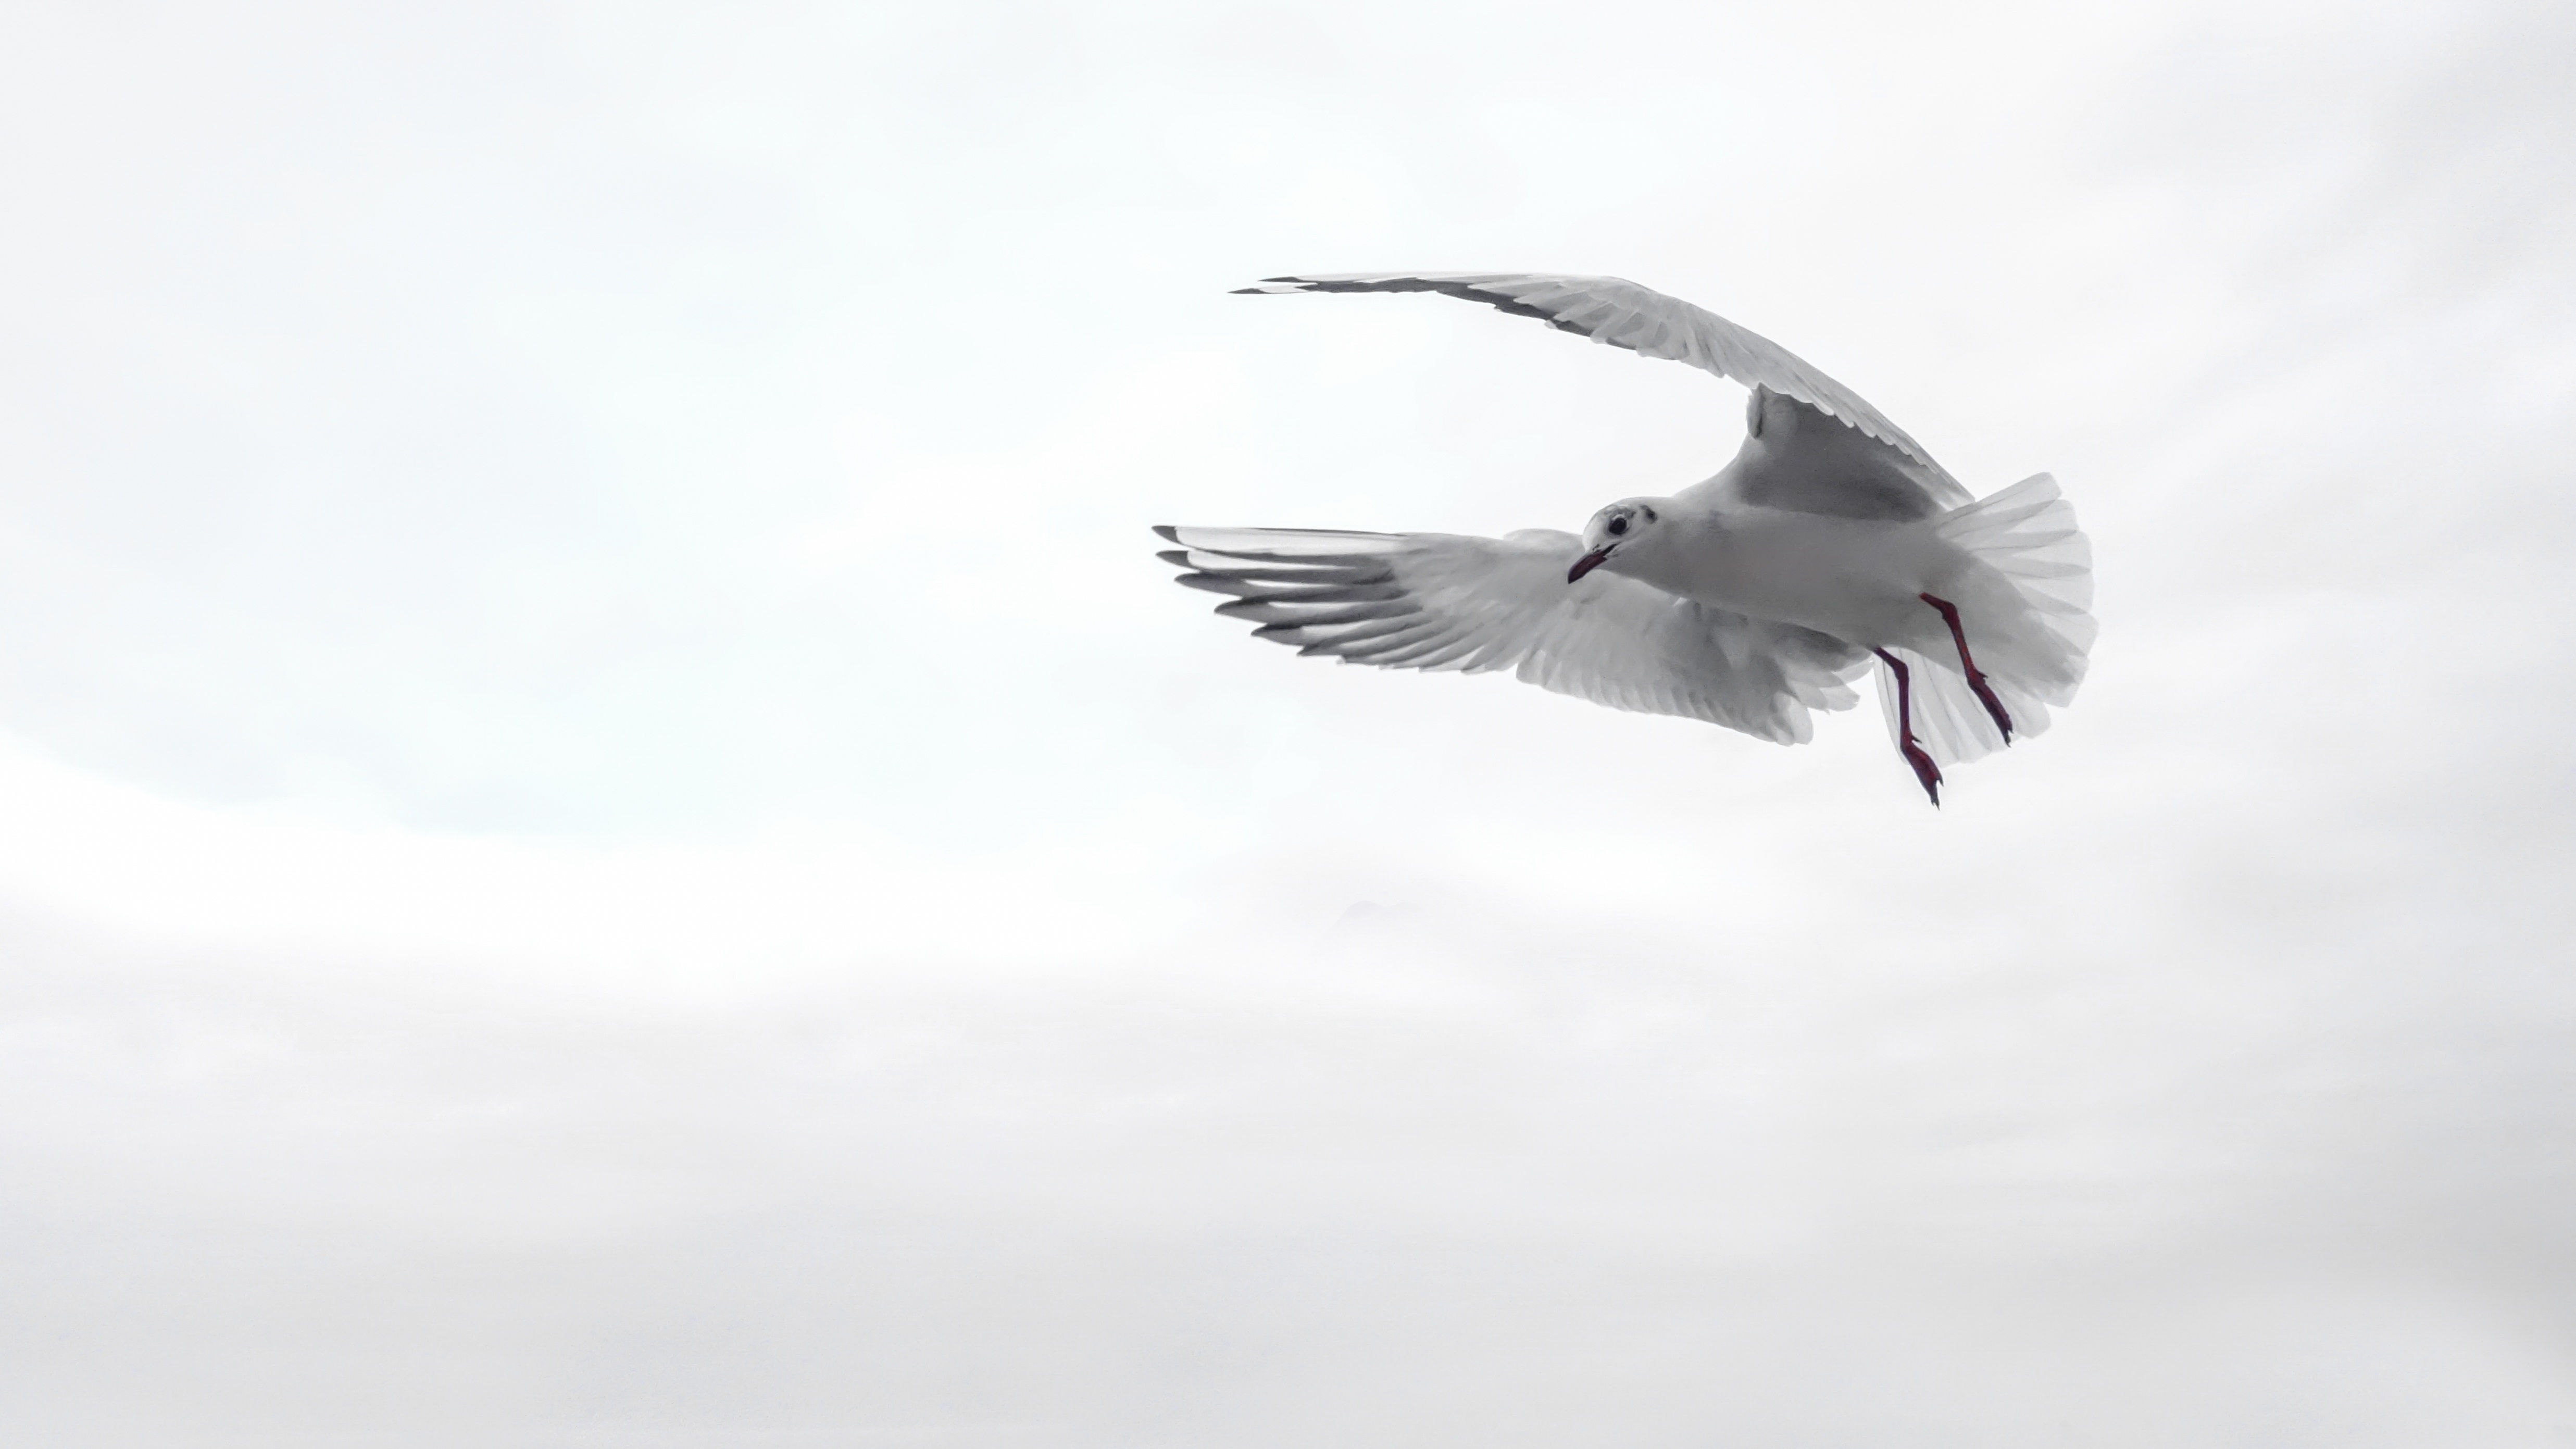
[{"left": 1875, "top": 472, "right": 2096, "bottom": 767}]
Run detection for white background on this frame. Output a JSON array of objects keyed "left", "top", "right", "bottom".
[{"left": 2, "top": 0, "right": 2571, "bottom": 1444}]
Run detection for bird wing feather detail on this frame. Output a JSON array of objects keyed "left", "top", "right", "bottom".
[
  {"left": 1235, "top": 272, "right": 1967, "bottom": 506},
  {"left": 1157, "top": 524, "right": 1868, "bottom": 744}
]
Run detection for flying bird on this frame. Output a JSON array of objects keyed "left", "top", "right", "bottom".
[{"left": 1156, "top": 273, "right": 2095, "bottom": 805}]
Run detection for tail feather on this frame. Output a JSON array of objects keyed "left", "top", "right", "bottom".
[{"left": 1877, "top": 473, "right": 2095, "bottom": 768}]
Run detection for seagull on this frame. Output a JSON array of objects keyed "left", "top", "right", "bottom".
[{"left": 1156, "top": 273, "right": 2095, "bottom": 805}]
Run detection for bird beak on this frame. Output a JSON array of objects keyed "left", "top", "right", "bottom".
[{"left": 1567, "top": 546, "right": 1612, "bottom": 583}]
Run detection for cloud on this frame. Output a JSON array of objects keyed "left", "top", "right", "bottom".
[{"left": 0, "top": 0, "right": 2570, "bottom": 1442}]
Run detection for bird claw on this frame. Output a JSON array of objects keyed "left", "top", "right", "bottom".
[
  {"left": 1919, "top": 592, "right": 2014, "bottom": 744},
  {"left": 1900, "top": 735, "right": 1943, "bottom": 807}
]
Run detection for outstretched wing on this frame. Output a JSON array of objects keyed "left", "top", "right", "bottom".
[
  {"left": 1156, "top": 524, "right": 1868, "bottom": 745},
  {"left": 1235, "top": 272, "right": 1957, "bottom": 490}
]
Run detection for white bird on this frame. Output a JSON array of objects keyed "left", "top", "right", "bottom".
[{"left": 1157, "top": 273, "right": 2095, "bottom": 805}]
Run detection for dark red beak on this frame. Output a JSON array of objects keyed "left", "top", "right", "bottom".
[{"left": 1567, "top": 547, "right": 1613, "bottom": 583}]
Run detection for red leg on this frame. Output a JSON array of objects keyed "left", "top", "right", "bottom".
[
  {"left": 1918, "top": 593, "right": 2014, "bottom": 744},
  {"left": 1872, "top": 647, "right": 1942, "bottom": 807}
]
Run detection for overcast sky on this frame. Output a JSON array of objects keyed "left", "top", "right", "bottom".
[{"left": 2, "top": 0, "right": 2572, "bottom": 1444}]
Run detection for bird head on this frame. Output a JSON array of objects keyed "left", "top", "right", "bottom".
[{"left": 1568, "top": 498, "right": 1666, "bottom": 583}]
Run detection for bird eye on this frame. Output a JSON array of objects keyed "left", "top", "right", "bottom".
[{"left": 1606, "top": 516, "right": 1629, "bottom": 536}]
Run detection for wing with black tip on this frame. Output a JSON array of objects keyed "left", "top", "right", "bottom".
[
  {"left": 1156, "top": 523, "right": 1867, "bottom": 744},
  {"left": 1236, "top": 271, "right": 1973, "bottom": 510}
]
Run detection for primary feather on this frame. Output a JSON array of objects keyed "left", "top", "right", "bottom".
[{"left": 1159, "top": 525, "right": 1867, "bottom": 745}]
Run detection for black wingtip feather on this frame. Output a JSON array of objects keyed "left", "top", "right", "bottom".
[{"left": 1151, "top": 524, "right": 1180, "bottom": 543}]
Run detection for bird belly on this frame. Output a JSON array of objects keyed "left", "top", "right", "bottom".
[{"left": 1672, "top": 513, "right": 1954, "bottom": 649}]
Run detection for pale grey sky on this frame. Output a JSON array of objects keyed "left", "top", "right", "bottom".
[{"left": 1, "top": 0, "right": 2571, "bottom": 1444}]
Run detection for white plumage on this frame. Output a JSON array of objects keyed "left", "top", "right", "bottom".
[{"left": 1160, "top": 273, "right": 2096, "bottom": 804}]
